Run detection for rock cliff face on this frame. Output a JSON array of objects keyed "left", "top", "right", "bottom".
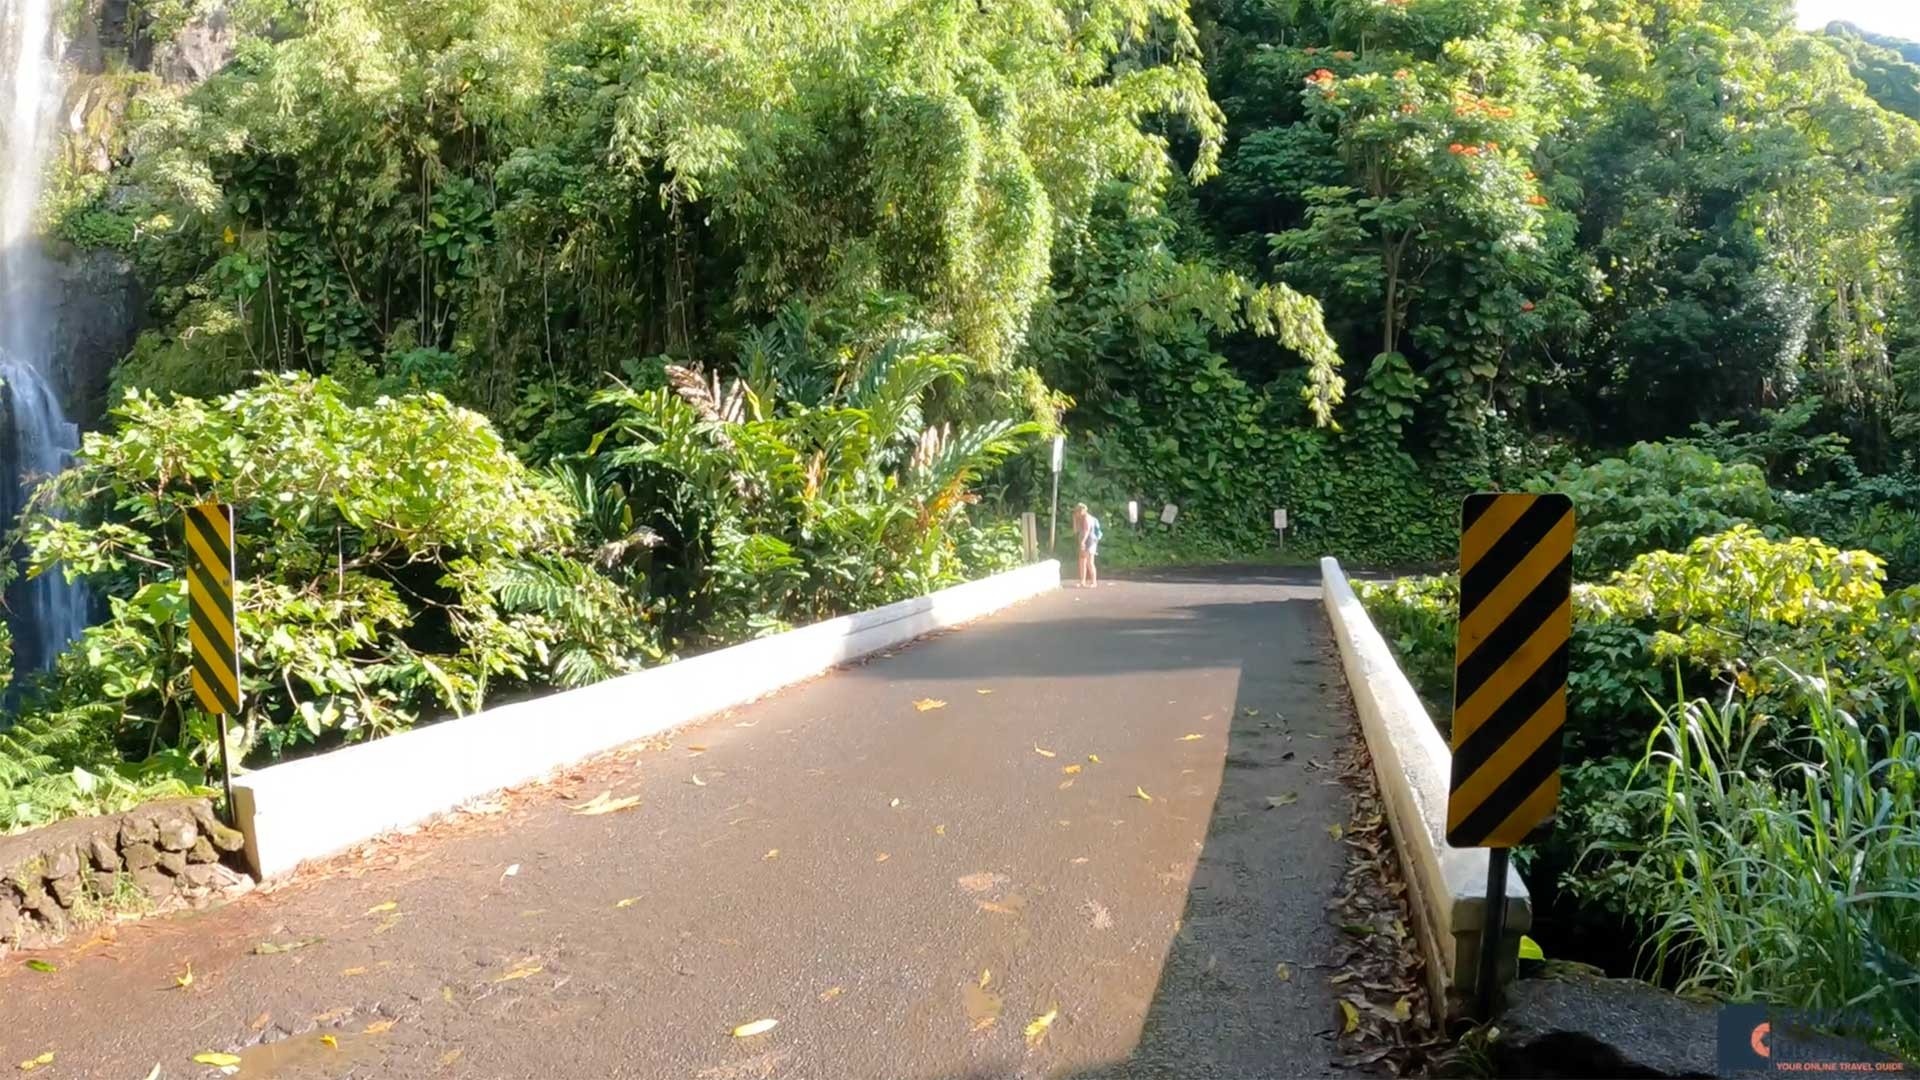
[{"left": 44, "top": 0, "right": 234, "bottom": 425}]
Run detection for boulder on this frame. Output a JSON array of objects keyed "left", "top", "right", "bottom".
[
  {"left": 46, "top": 874, "right": 81, "bottom": 909},
  {"left": 88, "top": 833, "right": 120, "bottom": 872},
  {"left": 119, "top": 812, "right": 158, "bottom": 848},
  {"left": 130, "top": 867, "right": 173, "bottom": 902},
  {"left": 153, "top": 808, "right": 198, "bottom": 852},
  {"left": 0, "top": 889, "right": 20, "bottom": 939},
  {"left": 1494, "top": 972, "right": 1907, "bottom": 1079},
  {"left": 187, "top": 837, "right": 218, "bottom": 864},
  {"left": 189, "top": 803, "right": 245, "bottom": 853},
  {"left": 156, "top": 851, "right": 188, "bottom": 876},
  {"left": 121, "top": 842, "right": 159, "bottom": 872},
  {"left": 44, "top": 846, "right": 80, "bottom": 882},
  {"left": 90, "top": 870, "right": 119, "bottom": 900}
]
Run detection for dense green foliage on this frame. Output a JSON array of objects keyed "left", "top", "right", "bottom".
[{"left": 7, "top": 0, "right": 1920, "bottom": 1050}]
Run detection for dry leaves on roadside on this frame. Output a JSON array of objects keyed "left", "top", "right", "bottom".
[
  {"left": 1134, "top": 786, "right": 1153, "bottom": 802},
  {"left": 1033, "top": 745, "right": 1057, "bottom": 758},
  {"left": 1024, "top": 1008, "right": 1058, "bottom": 1047},
  {"left": 174, "top": 963, "right": 194, "bottom": 989},
  {"left": 616, "top": 897, "right": 641, "bottom": 908},
  {"left": 1266, "top": 793, "right": 1299, "bottom": 808},
  {"left": 492, "top": 963, "right": 544, "bottom": 983},
  {"left": 253, "top": 936, "right": 321, "bottom": 955},
  {"left": 21, "top": 960, "right": 53, "bottom": 973},
  {"left": 914, "top": 698, "right": 947, "bottom": 712},
  {"left": 365, "top": 901, "right": 397, "bottom": 916},
  {"left": 1087, "top": 754, "right": 1101, "bottom": 764},
  {"left": 1179, "top": 733, "right": 1205, "bottom": 741},
  {"left": 572, "top": 791, "right": 642, "bottom": 816},
  {"left": 17, "top": 1052, "right": 54, "bottom": 1072},
  {"left": 820, "top": 986, "right": 845, "bottom": 1002},
  {"left": 193, "top": 1052, "right": 242, "bottom": 1067},
  {"left": 1061, "top": 764, "right": 1082, "bottom": 775},
  {"left": 731, "top": 1019, "right": 778, "bottom": 1038}
]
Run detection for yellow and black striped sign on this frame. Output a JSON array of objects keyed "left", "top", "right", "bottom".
[
  {"left": 185, "top": 502, "right": 240, "bottom": 716},
  {"left": 1447, "top": 492, "right": 1574, "bottom": 849}
]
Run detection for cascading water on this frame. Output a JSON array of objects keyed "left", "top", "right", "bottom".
[{"left": 0, "top": 0, "right": 86, "bottom": 675}]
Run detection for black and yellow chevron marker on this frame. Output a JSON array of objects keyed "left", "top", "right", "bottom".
[
  {"left": 185, "top": 502, "right": 240, "bottom": 716},
  {"left": 1447, "top": 492, "right": 1574, "bottom": 849}
]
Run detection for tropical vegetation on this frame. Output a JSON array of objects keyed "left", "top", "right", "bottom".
[{"left": 3, "top": 0, "right": 1920, "bottom": 1056}]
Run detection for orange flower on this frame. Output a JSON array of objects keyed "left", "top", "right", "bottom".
[
  {"left": 1486, "top": 141, "right": 1499, "bottom": 151},
  {"left": 1393, "top": 69, "right": 1411, "bottom": 79},
  {"left": 1463, "top": 145, "right": 1483, "bottom": 156},
  {"left": 1525, "top": 170, "right": 1538, "bottom": 181},
  {"left": 1333, "top": 50, "right": 1355, "bottom": 60},
  {"left": 1305, "top": 68, "right": 1337, "bottom": 87},
  {"left": 1448, "top": 143, "right": 1466, "bottom": 154},
  {"left": 1527, "top": 193, "right": 1548, "bottom": 207},
  {"left": 1399, "top": 102, "right": 1417, "bottom": 115},
  {"left": 1522, "top": 300, "right": 1536, "bottom": 312},
  {"left": 1304, "top": 47, "right": 1320, "bottom": 55}
]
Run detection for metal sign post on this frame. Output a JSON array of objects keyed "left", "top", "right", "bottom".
[
  {"left": 1447, "top": 492, "right": 1574, "bottom": 1019},
  {"left": 186, "top": 502, "right": 241, "bottom": 822},
  {"left": 1160, "top": 503, "right": 1178, "bottom": 526},
  {"left": 1273, "top": 508, "right": 1288, "bottom": 550},
  {"left": 1128, "top": 500, "right": 1139, "bottom": 530},
  {"left": 1048, "top": 436, "right": 1064, "bottom": 554}
]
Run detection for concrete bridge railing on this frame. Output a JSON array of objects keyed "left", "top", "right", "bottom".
[{"left": 1320, "top": 557, "right": 1531, "bottom": 1018}]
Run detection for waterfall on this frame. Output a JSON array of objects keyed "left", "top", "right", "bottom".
[{"left": 1, "top": 0, "right": 86, "bottom": 674}]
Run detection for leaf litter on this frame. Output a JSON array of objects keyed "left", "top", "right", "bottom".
[{"left": 1325, "top": 705, "right": 1444, "bottom": 1073}]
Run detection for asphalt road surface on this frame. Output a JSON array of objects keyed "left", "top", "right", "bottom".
[{"left": 2, "top": 566, "right": 1360, "bottom": 1079}]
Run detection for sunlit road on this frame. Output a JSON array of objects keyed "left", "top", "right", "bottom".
[{"left": 2, "top": 567, "right": 1358, "bottom": 1079}]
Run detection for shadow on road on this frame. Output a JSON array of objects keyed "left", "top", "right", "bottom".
[{"left": 890, "top": 569, "right": 1354, "bottom": 1078}]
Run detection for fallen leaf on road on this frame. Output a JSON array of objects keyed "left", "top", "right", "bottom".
[
  {"left": 22, "top": 960, "right": 54, "bottom": 973},
  {"left": 1266, "top": 793, "right": 1299, "bottom": 808},
  {"left": 1071, "top": 857, "right": 1088, "bottom": 864},
  {"left": 1058, "top": 779, "right": 1074, "bottom": 790},
  {"left": 934, "top": 825, "right": 946, "bottom": 837},
  {"left": 1242, "top": 708, "right": 1260, "bottom": 717},
  {"left": 979, "top": 969, "right": 991, "bottom": 988},
  {"left": 1061, "top": 764, "right": 1081, "bottom": 775},
  {"left": 17, "top": 1052, "right": 53, "bottom": 1072},
  {"left": 1275, "top": 962, "right": 1293, "bottom": 982},
  {"left": 690, "top": 775, "right": 706, "bottom": 788},
  {"left": 1327, "top": 824, "right": 1344, "bottom": 840},
  {"left": 492, "top": 964, "right": 543, "bottom": 983},
  {"left": 875, "top": 852, "right": 890, "bottom": 863},
  {"left": 1088, "top": 754, "right": 1101, "bottom": 764},
  {"left": 688, "top": 745, "right": 709, "bottom": 753},
  {"left": 616, "top": 897, "right": 640, "bottom": 908},
  {"left": 1339, "top": 999, "right": 1361, "bottom": 1034},
  {"left": 192, "top": 1053, "right": 241, "bottom": 1067},
  {"left": 439, "top": 1050, "right": 463, "bottom": 1067},
  {"left": 1392, "top": 997, "right": 1413, "bottom": 1022},
  {"left": 890, "top": 798, "right": 900, "bottom": 807},
  {"left": 573, "top": 791, "right": 643, "bottom": 815},
  {"left": 253, "top": 936, "right": 322, "bottom": 955},
  {"left": 365, "top": 901, "right": 397, "bottom": 915},
  {"left": 819, "top": 986, "right": 844, "bottom": 1002},
  {"left": 764, "top": 849, "right": 779, "bottom": 860},
  {"left": 249, "top": 1012, "right": 272, "bottom": 1032},
  {"left": 1179, "top": 733, "right": 1205, "bottom": 741},
  {"left": 364, "top": 1019, "right": 395, "bottom": 1035},
  {"left": 957, "top": 871, "right": 1008, "bottom": 893},
  {"left": 502, "top": 864, "right": 520, "bottom": 878},
  {"left": 976, "top": 689, "right": 992, "bottom": 695},
  {"left": 320, "top": 1035, "right": 339, "bottom": 1049},
  {"left": 341, "top": 966, "right": 368, "bottom": 977},
  {"left": 1134, "top": 786, "right": 1153, "bottom": 802},
  {"left": 174, "top": 962, "right": 194, "bottom": 989},
  {"left": 976, "top": 901, "right": 1016, "bottom": 915},
  {"left": 1024, "top": 1008, "right": 1058, "bottom": 1047},
  {"left": 731, "top": 1019, "right": 778, "bottom": 1038},
  {"left": 914, "top": 699, "right": 947, "bottom": 712},
  {"left": 1033, "top": 745, "right": 1056, "bottom": 758},
  {"left": 142, "top": 1067, "right": 160, "bottom": 1080},
  {"left": 373, "top": 914, "right": 401, "bottom": 935},
  {"left": 1331, "top": 970, "right": 1359, "bottom": 983}
]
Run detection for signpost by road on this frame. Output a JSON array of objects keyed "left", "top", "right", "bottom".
[
  {"left": 1447, "top": 492, "right": 1574, "bottom": 1017},
  {"left": 185, "top": 501, "right": 240, "bottom": 819}
]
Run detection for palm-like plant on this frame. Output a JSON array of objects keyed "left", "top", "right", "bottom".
[{"left": 587, "top": 309, "right": 1035, "bottom": 641}]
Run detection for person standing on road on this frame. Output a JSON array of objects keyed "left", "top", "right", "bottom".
[{"left": 1073, "top": 503, "right": 1102, "bottom": 588}]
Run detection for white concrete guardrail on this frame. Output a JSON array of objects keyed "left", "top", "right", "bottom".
[
  {"left": 235, "top": 560, "right": 1062, "bottom": 879},
  {"left": 1321, "top": 557, "right": 1531, "bottom": 1016}
]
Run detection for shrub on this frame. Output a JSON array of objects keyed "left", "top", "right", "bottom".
[
  {"left": 1605, "top": 680, "right": 1920, "bottom": 1058},
  {"left": 1530, "top": 442, "right": 1787, "bottom": 576},
  {"left": 13, "top": 374, "right": 653, "bottom": 778}
]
